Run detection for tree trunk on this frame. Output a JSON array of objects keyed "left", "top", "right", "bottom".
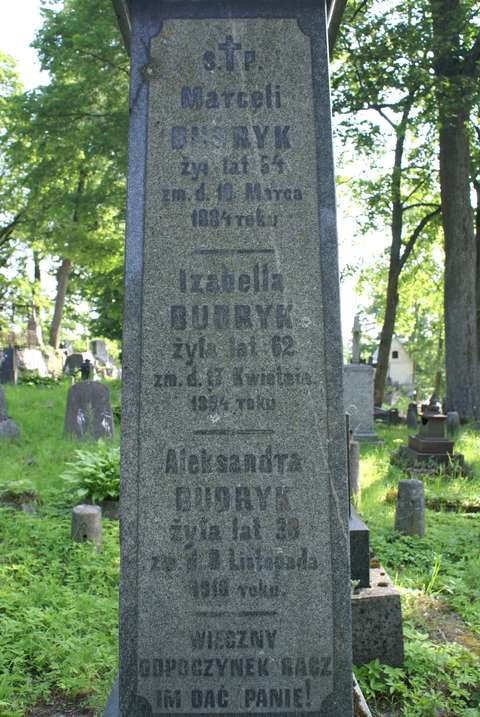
[
  {"left": 33, "top": 250, "right": 41, "bottom": 284},
  {"left": 374, "top": 268, "right": 400, "bottom": 406},
  {"left": 474, "top": 180, "right": 480, "bottom": 362},
  {"left": 373, "top": 109, "right": 407, "bottom": 407},
  {"left": 48, "top": 168, "right": 86, "bottom": 350},
  {"left": 49, "top": 258, "right": 72, "bottom": 349},
  {"left": 431, "top": 0, "right": 479, "bottom": 418}
]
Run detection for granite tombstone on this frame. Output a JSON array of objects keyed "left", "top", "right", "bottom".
[
  {"left": 64, "top": 381, "right": 114, "bottom": 440},
  {"left": 110, "top": 2, "right": 352, "bottom": 716},
  {"left": 343, "top": 318, "right": 379, "bottom": 443}
]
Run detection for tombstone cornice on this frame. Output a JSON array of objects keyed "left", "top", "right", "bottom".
[{"left": 111, "top": 0, "right": 345, "bottom": 56}]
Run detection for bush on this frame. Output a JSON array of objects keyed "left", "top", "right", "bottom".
[
  {"left": 62, "top": 442, "right": 120, "bottom": 503},
  {"left": 18, "top": 370, "right": 62, "bottom": 387}
]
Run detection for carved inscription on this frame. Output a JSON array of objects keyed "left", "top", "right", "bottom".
[{"left": 138, "top": 18, "right": 334, "bottom": 714}]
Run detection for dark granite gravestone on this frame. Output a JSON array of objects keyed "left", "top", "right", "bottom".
[
  {"left": 349, "top": 506, "right": 370, "bottom": 589},
  {"left": 406, "top": 402, "right": 418, "bottom": 430},
  {"left": 0, "top": 347, "right": 18, "bottom": 384},
  {"left": 64, "top": 353, "right": 85, "bottom": 375},
  {"left": 394, "top": 479, "right": 425, "bottom": 537},
  {"left": 108, "top": 2, "right": 352, "bottom": 716},
  {"left": 64, "top": 381, "right": 114, "bottom": 440}
]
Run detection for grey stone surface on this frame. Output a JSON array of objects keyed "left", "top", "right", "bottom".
[
  {"left": 446, "top": 410, "right": 460, "bottom": 436},
  {"left": 64, "top": 381, "right": 114, "bottom": 440},
  {"left": 116, "top": 2, "right": 352, "bottom": 716},
  {"left": 103, "top": 675, "right": 119, "bottom": 716},
  {"left": 91, "top": 340, "right": 109, "bottom": 362},
  {"left": 349, "top": 439, "right": 360, "bottom": 495},
  {"left": 395, "top": 479, "right": 425, "bottom": 537},
  {"left": 349, "top": 506, "right": 370, "bottom": 589},
  {"left": 71, "top": 504, "right": 102, "bottom": 550},
  {"left": 406, "top": 402, "right": 418, "bottom": 430},
  {"left": 344, "top": 364, "right": 380, "bottom": 442},
  {"left": 351, "top": 567, "right": 404, "bottom": 667},
  {"left": 0, "top": 386, "right": 19, "bottom": 439}
]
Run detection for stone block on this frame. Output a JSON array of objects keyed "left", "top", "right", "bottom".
[
  {"left": 395, "top": 479, "right": 425, "bottom": 537},
  {"left": 349, "top": 506, "right": 370, "bottom": 588},
  {"left": 351, "top": 567, "right": 404, "bottom": 667}
]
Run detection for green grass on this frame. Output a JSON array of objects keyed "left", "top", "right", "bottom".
[
  {"left": 0, "top": 387, "right": 479, "bottom": 715},
  {"left": 0, "top": 382, "right": 120, "bottom": 716},
  {"left": 356, "top": 424, "right": 480, "bottom": 715}
]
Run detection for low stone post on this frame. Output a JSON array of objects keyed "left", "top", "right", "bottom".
[
  {"left": 394, "top": 479, "right": 425, "bottom": 537},
  {"left": 446, "top": 411, "right": 460, "bottom": 437},
  {"left": 71, "top": 504, "right": 102, "bottom": 551}
]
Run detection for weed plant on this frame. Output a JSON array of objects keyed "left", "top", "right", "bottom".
[{"left": 0, "top": 387, "right": 479, "bottom": 715}]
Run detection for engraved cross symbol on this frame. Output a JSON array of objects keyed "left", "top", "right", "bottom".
[{"left": 218, "top": 35, "right": 241, "bottom": 71}]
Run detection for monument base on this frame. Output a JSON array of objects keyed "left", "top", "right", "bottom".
[
  {"left": 395, "top": 445, "right": 465, "bottom": 471},
  {"left": 354, "top": 431, "right": 382, "bottom": 443},
  {"left": 351, "top": 566, "right": 404, "bottom": 667}
]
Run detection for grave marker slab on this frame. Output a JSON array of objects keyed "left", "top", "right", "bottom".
[
  {"left": 343, "top": 364, "right": 379, "bottom": 442},
  {"left": 64, "top": 381, "right": 114, "bottom": 440},
  {"left": 114, "top": 2, "right": 352, "bottom": 716}
]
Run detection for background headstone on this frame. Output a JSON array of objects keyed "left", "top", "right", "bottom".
[
  {"left": 395, "top": 479, "right": 425, "bottom": 537},
  {"left": 344, "top": 364, "right": 380, "bottom": 442},
  {"left": 0, "top": 385, "right": 20, "bottom": 439},
  {"left": 64, "top": 381, "right": 114, "bottom": 440},
  {"left": 0, "top": 347, "right": 18, "bottom": 384},
  {"left": 113, "top": 3, "right": 353, "bottom": 715},
  {"left": 406, "top": 402, "right": 418, "bottom": 430},
  {"left": 446, "top": 411, "right": 460, "bottom": 436},
  {"left": 64, "top": 353, "right": 84, "bottom": 375}
]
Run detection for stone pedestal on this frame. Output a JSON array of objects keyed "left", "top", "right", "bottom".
[
  {"left": 344, "top": 364, "right": 380, "bottom": 442},
  {"left": 399, "top": 411, "right": 464, "bottom": 470},
  {"left": 351, "top": 567, "right": 404, "bottom": 667}
]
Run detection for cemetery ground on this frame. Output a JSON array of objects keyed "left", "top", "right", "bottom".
[{"left": 0, "top": 383, "right": 478, "bottom": 717}]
